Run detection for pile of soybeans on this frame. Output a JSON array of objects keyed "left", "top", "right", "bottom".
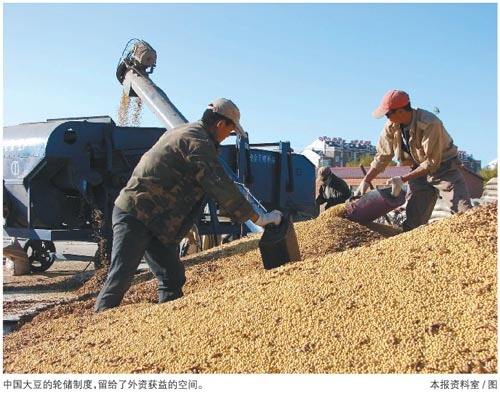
[{"left": 3, "top": 203, "right": 497, "bottom": 374}]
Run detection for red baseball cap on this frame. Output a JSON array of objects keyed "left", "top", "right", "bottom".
[{"left": 372, "top": 90, "right": 410, "bottom": 119}]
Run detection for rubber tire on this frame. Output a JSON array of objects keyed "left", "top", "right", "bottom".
[{"left": 23, "top": 240, "right": 56, "bottom": 273}]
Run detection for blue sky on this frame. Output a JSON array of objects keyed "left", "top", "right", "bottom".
[{"left": 3, "top": 3, "right": 497, "bottom": 165}]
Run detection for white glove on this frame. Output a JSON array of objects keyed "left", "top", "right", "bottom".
[
  {"left": 386, "top": 176, "right": 404, "bottom": 197},
  {"left": 255, "top": 210, "right": 283, "bottom": 227},
  {"left": 355, "top": 179, "right": 370, "bottom": 196}
]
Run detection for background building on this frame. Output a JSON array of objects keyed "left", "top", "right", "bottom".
[
  {"left": 302, "top": 137, "right": 376, "bottom": 168},
  {"left": 486, "top": 159, "right": 497, "bottom": 169},
  {"left": 458, "top": 151, "right": 481, "bottom": 173}
]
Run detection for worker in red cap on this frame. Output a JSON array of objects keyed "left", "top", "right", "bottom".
[{"left": 356, "top": 89, "right": 471, "bottom": 231}]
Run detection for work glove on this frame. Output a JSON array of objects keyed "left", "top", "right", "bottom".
[
  {"left": 255, "top": 210, "right": 283, "bottom": 227},
  {"left": 354, "top": 179, "right": 370, "bottom": 196},
  {"left": 386, "top": 176, "right": 404, "bottom": 197}
]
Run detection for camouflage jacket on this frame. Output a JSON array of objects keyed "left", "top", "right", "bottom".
[{"left": 114, "top": 121, "right": 255, "bottom": 244}]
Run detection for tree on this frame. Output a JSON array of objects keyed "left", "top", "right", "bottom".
[
  {"left": 478, "top": 164, "right": 497, "bottom": 183},
  {"left": 345, "top": 154, "right": 396, "bottom": 167},
  {"left": 345, "top": 154, "right": 374, "bottom": 167}
]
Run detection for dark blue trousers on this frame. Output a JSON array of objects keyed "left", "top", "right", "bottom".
[{"left": 95, "top": 206, "right": 186, "bottom": 312}]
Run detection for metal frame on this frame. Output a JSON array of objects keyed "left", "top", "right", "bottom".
[{"left": 3, "top": 228, "right": 93, "bottom": 241}]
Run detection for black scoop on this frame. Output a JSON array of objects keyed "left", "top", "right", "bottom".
[{"left": 258, "top": 215, "right": 301, "bottom": 270}]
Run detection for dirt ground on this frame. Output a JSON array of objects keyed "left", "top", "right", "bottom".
[{"left": 3, "top": 241, "right": 99, "bottom": 333}]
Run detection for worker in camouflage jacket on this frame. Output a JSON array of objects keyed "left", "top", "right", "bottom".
[
  {"left": 356, "top": 90, "right": 471, "bottom": 231},
  {"left": 316, "top": 166, "right": 351, "bottom": 211},
  {"left": 95, "top": 98, "right": 282, "bottom": 312}
]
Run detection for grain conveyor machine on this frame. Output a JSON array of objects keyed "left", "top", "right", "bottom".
[{"left": 3, "top": 39, "right": 316, "bottom": 272}]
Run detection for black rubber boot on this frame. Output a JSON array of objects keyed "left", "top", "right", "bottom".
[{"left": 158, "top": 290, "right": 183, "bottom": 303}]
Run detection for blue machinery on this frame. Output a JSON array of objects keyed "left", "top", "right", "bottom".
[{"left": 3, "top": 39, "right": 316, "bottom": 271}]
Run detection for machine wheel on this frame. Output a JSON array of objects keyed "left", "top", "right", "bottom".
[
  {"left": 201, "top": 234, "right": 222, "bottom": 251},
  {"left": 23, "top": 240, "right": 56, "bottom": 273},
  {"left": 179, "top": 225, "right": 203, "bottom": 257}
]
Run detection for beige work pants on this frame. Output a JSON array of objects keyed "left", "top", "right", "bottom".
[{"left": 403, "top": 158, "right": 472, "bottom": 231}]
